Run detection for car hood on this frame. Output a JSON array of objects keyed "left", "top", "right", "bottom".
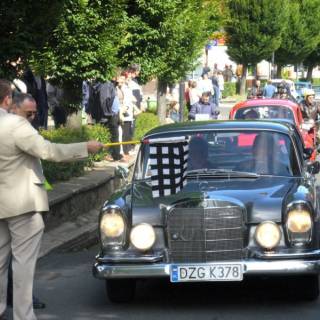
[{"left": 131, "top": 176, "right": 310, "bottom": 225}]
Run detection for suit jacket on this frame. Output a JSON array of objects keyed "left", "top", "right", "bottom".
[
  {"left": 0, "top": 113, "right": 88, "bottom": 218},
  {"left": 0, "top": 107, "right": 7, "bottom": 117}
]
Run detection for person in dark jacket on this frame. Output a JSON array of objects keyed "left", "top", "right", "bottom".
[
  {"left": 247, "top": 79, "right": 263, "bottom": 99},
  {"left": 188, "top": 92, "right": 219, "bottom": 120}
]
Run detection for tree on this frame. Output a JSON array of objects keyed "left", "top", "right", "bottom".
[
  {"left": 274, "top": 0, "right": 320, "bottom": 77},
  {"left": 118, "top": 0, "right": 221, "bottom": 123},
  {"left": 0, "top": 0, "right": 64, "bottom": 78},
  {"left": 303, "top": 45, "right": 320, "bottom": 81},
  {"left": 31, "top": 0, "right": 127, "bottom": 109},
  {"left": 224, "top": 0, "right": 289, "bottom": 94}
]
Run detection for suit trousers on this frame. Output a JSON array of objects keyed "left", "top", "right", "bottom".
[{"left": 0, "top": 212, "right": 44, "bottom": 320}]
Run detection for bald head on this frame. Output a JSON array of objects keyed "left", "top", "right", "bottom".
[{"left": 12, "top": 93, "right": 37, "bottom": 123}]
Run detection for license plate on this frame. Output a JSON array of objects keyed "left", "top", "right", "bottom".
[{"left": 170, "top": 263, "right": 243, "bottom": 282}]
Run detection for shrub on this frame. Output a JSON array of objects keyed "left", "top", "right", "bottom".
[
  {"left": 134, "top": 112, "right": 160, "bottom": 140},
  {"left": 83, "top": 124, "right": 111, "bottom": 162},
  {"left": 40, "top": 124, "right": 110, "bottom": 182},
  {"left": 222, "top": 82, "right": 236, "bottom": 98}
]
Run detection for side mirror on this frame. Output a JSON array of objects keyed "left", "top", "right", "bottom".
[
  {"left": 115, "top": 165, "right": 129, "bottom": 180},
  {"left": 307, "top": 161, "right": 320, "bottom": 175},
  {"left": 303, "top": 147, "right": 314, "bottom": 160}
]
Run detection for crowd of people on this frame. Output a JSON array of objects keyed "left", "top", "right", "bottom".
[
  {"left": 247, "top": 78, "right": 320, "bottom": 123},
  {"left": 179, "top": 64, "right": 237, "bottom": 122},
  {"left": 82, "top": 64, "right": 144, "bottom": 162},
  {"left": 247, "top": 79, "right": 296, "bottom": 101}
]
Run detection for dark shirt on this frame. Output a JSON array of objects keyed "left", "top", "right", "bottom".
[{"left": 188, "top": 101, "right": 219, "bottom": 120}]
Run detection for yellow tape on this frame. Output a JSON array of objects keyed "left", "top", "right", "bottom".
[{"left": 103, "top": 140, "right": 141, "bottom": 147}]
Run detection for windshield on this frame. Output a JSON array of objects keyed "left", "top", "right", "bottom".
[
  {"left": 135, "top": 130, "right": 300, "bottom": 179},
  {"left": 234, "top": 106, "right": 294, "bottom": 122}
]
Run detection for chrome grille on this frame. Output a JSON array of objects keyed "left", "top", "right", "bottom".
[{"left": 167, "top": 201, "right": 245, "bottom": 263}]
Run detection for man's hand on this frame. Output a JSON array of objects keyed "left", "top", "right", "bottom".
[{"left": 87, "top": 141, "right": 104, "bottom": 154}]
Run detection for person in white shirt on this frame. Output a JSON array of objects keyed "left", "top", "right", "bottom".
[
  {"left": 189, "top": 81, "right": 201, "bottom": 108},
  {"left": 217, "top": 71, "right": 224, "bottom": 100},
  {"left": 197, "top": 73, "right": 214, "bottom": 96}
]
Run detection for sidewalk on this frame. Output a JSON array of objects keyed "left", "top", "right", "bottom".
[{"left": 39, "top": 158, "right": 134, "bottom": 259}]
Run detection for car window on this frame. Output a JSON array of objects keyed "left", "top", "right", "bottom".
[
  {"left": 136, "top": 130, "right": 300, "bottom": 179},
  {"left": 234, "top": 106, "right": 295, "bottom": 122}
]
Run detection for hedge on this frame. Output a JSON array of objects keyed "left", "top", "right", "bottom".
[
  {"left": 41, "top": 124, "right": 110, "bottom": 182},
  {"left": 41, "top": 112, "right": 160, "bottom": 183},
  {"left": 222, "top": 82, "right": 236, "bottom": 98},
  {"left": 134, "top": 112, "right": 160, "bottom": 140}
]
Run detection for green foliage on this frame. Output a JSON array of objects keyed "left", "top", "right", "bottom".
[
  {"left": 275, "top": 0, "right": 320, "bottom": 66},
  {"left": 83, "top": 124, "right": 111, "bottom": 162},
  {"left": 120, "top": 0, "right": 221, "bottom": 84},
  {"left": 133, "top": 112, "right": 160, "bottom": 141},
  {"left": 312, "top": 78, "right": 320, "bottom": 85},
  {"left": 146, "top": 99, "right": 157, "bottom": 114},
  {"left": 31, "top": 0, "right": 127, "bottom": 89},
  {"left": 222, "top": 82, "right": 236, "bottom": 98},
  {"left": 224, "top": 0, "right": 289, "bottom": 65},
  {"left": 304, "top": 44, "right": 320, "bottom": 68},
  {"left": 0, "top": 0, "right": 64, "bottom": 78},
  {"left": 40, "top": 124, "right": 110, "bottom": 182}
]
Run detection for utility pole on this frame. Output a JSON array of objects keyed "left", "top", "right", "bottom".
[
  {"left": 179, "top": 80, "right": 185, "bottom": 122},
  {"left": 271, "top": 52, "right": 275, "bottom": 79}
]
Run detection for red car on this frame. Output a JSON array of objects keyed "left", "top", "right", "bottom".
[{"left": 229, "top": 99, "right": 317, "bottom": 160}]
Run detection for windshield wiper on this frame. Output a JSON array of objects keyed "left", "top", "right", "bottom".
[{"left": 186, "top": 168, "right": 260, "bottom": 178}]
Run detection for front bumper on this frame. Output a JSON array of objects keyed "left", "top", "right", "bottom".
[{"left": 93, "top": 259, "right": 320, "bottom": 279}]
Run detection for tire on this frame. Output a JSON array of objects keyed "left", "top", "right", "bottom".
[{"left": 105, "top": 279, "right": 136, "bottom": 303}]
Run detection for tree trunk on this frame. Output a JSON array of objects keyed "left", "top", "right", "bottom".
[
  {"left": 276, "top": 64, "right": 282, "bottom": 78},
  {"left": 157, "top": 79, "right": 167, "bottom": 124},
  {"left": 239, "top": 64, "right": 247, "bottom": 96},
  {"left": 306, "top": 65, "right": 314, "bottom": 82}
]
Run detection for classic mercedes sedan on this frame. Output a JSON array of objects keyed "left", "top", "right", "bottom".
[{"left": 93, "top": 120, "right": 320, "bottom": 302}]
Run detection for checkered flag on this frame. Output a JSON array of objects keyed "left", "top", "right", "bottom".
[{"left": 147, "top": 136, "right": 189, "bottom": 198}]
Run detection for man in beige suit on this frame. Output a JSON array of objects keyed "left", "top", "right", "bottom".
[{"left": 0, "top": 80, "right": 103, "bottom": 320}]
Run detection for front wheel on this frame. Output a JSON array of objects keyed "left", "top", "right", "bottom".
[{"left": 105, "top": 279, "right": 136, "bottom": 303}]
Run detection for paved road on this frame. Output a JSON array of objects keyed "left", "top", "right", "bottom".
[
  {"left": 219, "top": 101, "right": 235, "bottom": 120},
  {"left": 29, "top": 245, "right": 320, "bottom": 320}
]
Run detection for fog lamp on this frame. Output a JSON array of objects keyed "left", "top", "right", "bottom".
[
  {"left": 255, "top": 221, "right": 281, "bottom": 250},
  {"left": 130, "top": 223, "right": 156, "bottom": 251}
]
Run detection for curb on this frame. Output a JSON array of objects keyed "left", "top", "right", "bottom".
[
  {"left": 39, "top": 208, "right": 99, "bottom": 258},
  {"left": 39, "top": 159, "right": 134, "bottom": 259}
]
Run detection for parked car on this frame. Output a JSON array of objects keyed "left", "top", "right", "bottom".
[
  {"left": 93, "top": 120, "right": 320, "bottom": 302},
  {"left": 271, "top": 79, "right": 298, "bottom": 100},
  {"left": 295, "top": 81, "right": 312, "bottom": 103},
  {"left": 229, "top": 99, "right": 317, "bottom": 160}
]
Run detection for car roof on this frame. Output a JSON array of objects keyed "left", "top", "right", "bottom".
[
  {"left": 232, "top": 98, "right": 299, "bottom": 111},
  {"left": 144, "top": 120, "right": 294, "bottom": 139}
]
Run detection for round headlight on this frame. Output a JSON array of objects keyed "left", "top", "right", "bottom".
[
  {"left": 287, "top": 209, "right": 312, "bottom": 233},
  {"left": 130, "top": 223, "right": 156, "bottom": 251},
  {"left": 255, "top": 221, "right": 281, "bottom": 250},
  {"left": 100, "top": 212, "right": 125, "bottom": 237}
]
